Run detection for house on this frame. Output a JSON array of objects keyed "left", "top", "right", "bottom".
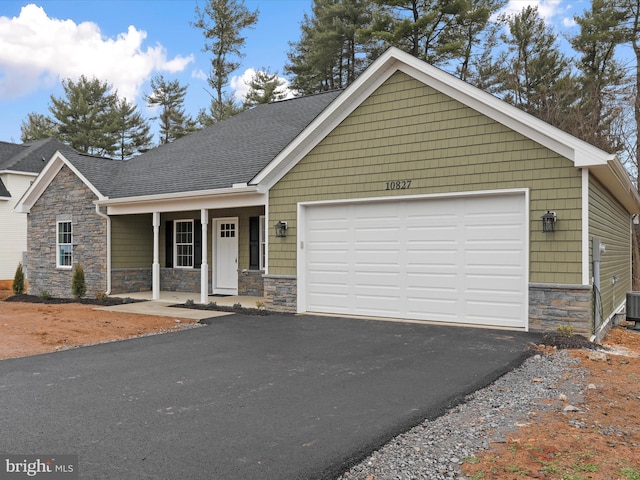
[
  {"left": 15, "top": 48, "right": 640, "bottom": 337},
  {"left": 0, "top": 138, "right": 74, "bottom": 289}
]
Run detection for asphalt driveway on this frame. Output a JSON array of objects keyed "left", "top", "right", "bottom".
[{"left": 0, "top": 313, "right": 539, "bottom": 479}]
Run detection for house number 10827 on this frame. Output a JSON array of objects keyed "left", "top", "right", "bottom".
[{"left": 385, "top": 180, "right": 412, "bottom": 190}]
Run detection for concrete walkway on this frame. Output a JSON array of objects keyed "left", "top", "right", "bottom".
[{"left": 96, "top": 291, "right": 264, "bottom": 321}]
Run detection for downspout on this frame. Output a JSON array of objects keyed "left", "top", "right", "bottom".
[{"left": 95, "top": 204, "right": 111, "bottom": 295}]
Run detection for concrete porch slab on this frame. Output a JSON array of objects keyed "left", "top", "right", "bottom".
[
  {"left": 97, "top": 291, "right": 265, "bottom": 320},
  {"left": 95, "top": 302, "right": 229, "bottom": 320}
]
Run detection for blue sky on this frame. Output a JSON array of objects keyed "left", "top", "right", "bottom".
[{"left": 0, "top": 1, "right": 589, "bottom": 145}]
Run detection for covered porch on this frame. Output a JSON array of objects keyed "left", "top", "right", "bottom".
[{"left": 97, "top": 186, "right": 269, "bottom": 305}]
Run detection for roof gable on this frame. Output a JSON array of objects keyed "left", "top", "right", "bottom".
[
  {"left": 0, "top": 138, "right": 74, "bottom": 174},
  {"left": 15, "top": 151, "right": 114, "bottom": 213},
  {"left": 252, "top": 47, "right": 639, "bottom": 213}
]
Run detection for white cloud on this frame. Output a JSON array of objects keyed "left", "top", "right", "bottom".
[
  {"left": 498, "top": 0, "right": 563, "bottom": 21},
  {"left": 229, "top": 68, "right": 293, "bottom": 102},
  {"left": 0, "top": 4, "right": 193, "bottom": 102},
  {"left": 230, "top": 68, "right": 257, "bottom": 101},
  {"left": 191, "top": 68, "right": 208, "bottom": 81}
]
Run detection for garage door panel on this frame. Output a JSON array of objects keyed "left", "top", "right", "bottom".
[{"left": 303, "top": 193, "right": 527, "bottom": 329}]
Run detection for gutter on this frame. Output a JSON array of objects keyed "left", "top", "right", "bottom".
[{"left": 94, "top": 204, "right": 111, "bottom": 295}]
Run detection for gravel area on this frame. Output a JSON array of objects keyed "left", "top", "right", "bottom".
[{"left": 339, "top": 350, "right": 585, "bottom": 480}]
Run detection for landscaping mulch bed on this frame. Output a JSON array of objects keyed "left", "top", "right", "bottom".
[{"left": 4, "top": 293, "right": 142, "bottom": 307}]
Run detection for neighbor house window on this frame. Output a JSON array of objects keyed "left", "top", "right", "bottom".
[
  {"left": 249, "top": 215, "right": 266, "bottom": 270},
  {"left": 56, "top": 221, "right": 72, "bottom": 269},
  {"left": 174, "top": 220, "right": 194, "bottom": 268}
]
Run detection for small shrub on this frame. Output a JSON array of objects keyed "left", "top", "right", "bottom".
[
  {"left": 233, "top": 302, "right": 242, "bottom": 310},
  {"left": 185, "top": 299, "right": 195, "bottom": 306},
  {"left": 256, "top": 300, "right": 265, "bottom": 309},
  {"left": 556, "top": 324, "right": 574, "bottom": 338},
  {"left": 207, "top": 301, "right": 217, "bottom": 308},
  {"left": 95, "top": 291, "right": 109, "bottom": 302},
  {"left": 71, "top": 263, "right": 87, "bottom": 298},
  {"left": 39, "top": 290, "right": 52, "bottom": 300},
  {"left": 12, "top": 263, "right": 25, "bottom": 295}
]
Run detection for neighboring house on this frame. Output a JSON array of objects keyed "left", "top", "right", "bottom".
[
  {"left": 16, "top": 48, "right": 640, "bottom": 337},
  {"left": 0, "top": 138, "right": 74, "bottom": 289}
]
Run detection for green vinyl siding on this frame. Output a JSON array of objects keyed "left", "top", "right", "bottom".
[
  {"left": 270, "top": 71, "right": 583, "bottom": 282},
  {"left": 111, "top": 214, "right": 153, "bottom": 268},
  {"left": 589, "top": 176, "right": 631, "bottom": 321}
]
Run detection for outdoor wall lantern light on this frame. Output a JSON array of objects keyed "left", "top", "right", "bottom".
[
  {"left": 541, "top": 211, "right": 557, "bottom": 233},
  {"left": 275, "top": 221, "right": 288, "bottom": 238}
]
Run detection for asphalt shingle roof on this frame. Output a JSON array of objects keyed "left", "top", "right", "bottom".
[
  {"left": 0, "top": 138, "right": 75, "bottom": 174},
  {"left": 97, "top": 90, "right": 342, "bottom": 199}
]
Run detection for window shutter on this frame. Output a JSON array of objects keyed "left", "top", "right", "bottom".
[
  {"left": 249, "top": 216, "right": 259, "bottom": 270},
  {"left": 165, "top": 221, "right": 173, "bottom": 268},
  {"left": 194, "top": 220, "right": 202, "bottom": 269}
]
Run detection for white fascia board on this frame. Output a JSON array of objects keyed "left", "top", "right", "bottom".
[
  {"left": 14, "top": 151, "right": 106, "bottom": 213},
  {"left": 14, "top": 157, "right": 64, "bottom": 213},
  {"left": 0, "top": 170, "right": 39, "bottom": 177},
  {"left": 97, "top": 186, "right": 267, "bottom": 215},
  {"left": 588, "top": 160, "right": 640, "bottom": 214},
  {"left": 252, "top": 47, "right": 615, "bottom": 191}
]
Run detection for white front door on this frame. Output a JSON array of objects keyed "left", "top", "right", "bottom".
[{"left": 213, "top": 218, "right": 238, "bottom": 295}]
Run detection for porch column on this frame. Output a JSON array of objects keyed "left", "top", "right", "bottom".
[
  {"left": 200, "top": 209, "right": 209, "bottom": 304},
  {"left": 152, "top": 212, "right": 161, "bottom": 300}
]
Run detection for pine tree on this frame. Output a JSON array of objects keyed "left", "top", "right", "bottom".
[
  {"left": 496, "top": 6, "right": 575, "bottom": 127},
  {"left": 244, "top": 69, "right": 288, "bottom": 107},
  {"left": 114, "top": 98, "right": 153, "bottom": 159},
  {"left": 286, "top": 0, "right": 371, "bottom": 95},
  {"left": 364, "top": 0, "right": 468, "bottom": 65},
  {"left": 20, "top": 113, "right": 59, "bottom": 143},
  {"left": 145, "top": 75, "right": 196, "bottom": 144},
  {"left": 193, "top": 0, "right": 258, "bottom": 123},
  {"left": 569, "top": 0, "right": 627, "bottom": 153},
  {"left": 49, "top": 75, "right": 120, "bottom": 156},
  {"left": 455, "top": 0, "right": 505, "bottom": 81}
]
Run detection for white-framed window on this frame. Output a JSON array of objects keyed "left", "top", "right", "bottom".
[
  {"left": 174, "top": 219, "right": 194, "bottom": 268},
  {"left": 56, "top": 221, "right": 72, "bottom": 269}
]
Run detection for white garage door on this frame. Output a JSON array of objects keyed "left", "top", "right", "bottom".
[{"left": 301, "top": 193, "right": 528, "bottom": 329}]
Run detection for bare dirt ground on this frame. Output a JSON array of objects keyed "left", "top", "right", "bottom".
[
  {"left": 0, "top": 290, "right": 198, "bottom": 360},
  {"left": 462, "top": 326, "right": 640, "bottom": 480},
  {"left": 2, "top": 290, "right": 640, "bottom": 479}
]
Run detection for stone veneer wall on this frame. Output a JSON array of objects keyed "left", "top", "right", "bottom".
[
  {"left": 264, "top": 276, "right": 595, "bottom": 336},
  {"left": 528, "top": 283, "right": 592, "bottom": 335},
  {"left": 27, "top": 166, "right": 107, "bottom": 298},
  {"left": 111, "top": 268, "right": 265, "bottom": 296},
  {"left": 263, "top": 275, "right": 297, "bottom": 311},
  {"left": 160, "top": 267, "right": 204, "bottom": 294},
  {"left": 110, "top": 268, "right": 152, "bottom": 294},
  {"left": 238, "top": 269, "right": 264, "bottom": 297}
]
